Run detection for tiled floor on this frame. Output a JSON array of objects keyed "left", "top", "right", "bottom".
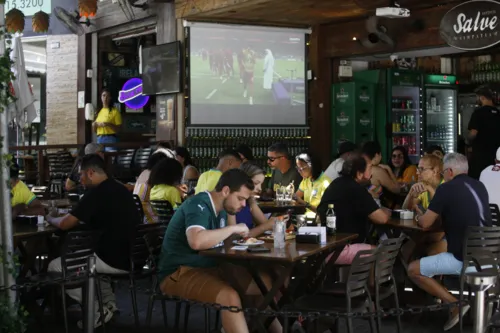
[{"left": 25, "top": 281, "right": 481, "bottom": 333}]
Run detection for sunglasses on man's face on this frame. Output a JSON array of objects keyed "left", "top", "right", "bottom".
[{"left": 267, "top": 156, "right": 284, "bottom": 162}]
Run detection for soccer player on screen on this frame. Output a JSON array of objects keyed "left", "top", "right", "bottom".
[
  {"left": 241, "top": 47, "right": 256, "bottom": 105},
  {"left": 263, "top": 49, "right": 275, "bottom": 90},
  {"left": 237, "top": 48, "right": 245, "bottom": 84},
  {"left": 223, "top": 48, "right": 234, "bottom": 78}
]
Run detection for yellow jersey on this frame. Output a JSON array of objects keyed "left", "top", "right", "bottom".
[
  {"left": 417, "top": 179, "right": 445, "bottom": 210},
  {"left": 11, "top": 180, "right": 36, "bottom": 207},
  {"left": 298, "top": 172, "right": 331, "bottom": 214},
  {"left": 95, "top": 107, "right": 122, "bottom": 135},
  {"left": 150, "top": 184, "right": 182, "bottom": 209},
  {"left": 195, "top": 169, "right": 222, "bottom": 194}
]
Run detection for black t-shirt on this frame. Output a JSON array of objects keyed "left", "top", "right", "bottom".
[
  {"left": 71, "top": 178, "right": 140, "bottom": 270},
  {"left": 428, "top": 174, "right": 492, "bottom": 261},
  {"left": 468, "top": 105, "right": 500, "bottom": 158},
  {"left": 318, "top": 176, "right": 379, "bottom": 243}
]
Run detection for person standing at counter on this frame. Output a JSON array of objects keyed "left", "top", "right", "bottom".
[
  {"left": 92, "top": 89, "right": 122, "bottom": 152},
  {"left": 265, "top": 143, "right": 302, "bottom": 197},
  {"left": 468, "top": 85, "right": 500, "bottom": 179}
]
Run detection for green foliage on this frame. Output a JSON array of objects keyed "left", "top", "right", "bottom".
[{"left": 0, "top": 25, "right": 27, "bottom": 333}]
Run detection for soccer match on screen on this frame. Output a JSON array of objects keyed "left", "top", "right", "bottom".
[{"left": 189, "top": 26, "right": 306, "bottom": 107}]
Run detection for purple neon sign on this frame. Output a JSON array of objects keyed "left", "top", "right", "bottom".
[{"left": 118, "top": 77, "right": 149, "bottom": 109}]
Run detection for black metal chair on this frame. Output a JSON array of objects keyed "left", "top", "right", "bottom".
[
  {"left": 132, "top": 147, "right": 152, "bottom": 177},
  {"left": 284, "top": 248, "right": 378, "bottom": 333},
  {"left": 28, "top": 230, "right": 105, "bottom": 333},
  {"left": 132, "top": 194, "right": 145, "bottom": 222},
  {"left": 459, "top": 226, "right": 500, "bottom": 333},
  {"left": 373, "top": 237, "right": 405, "bottom": 333},
  {"left": 113, "top": 149, "right": 135, "bottom": 183},
  {"left": 106, "top": 223, "right": 167, "bottom": 329},
  {"left": 490, "top": 204, "right": 500, "bottom": 226},
  {"left": 150, "top": 200, "right": 175, "bottom": 225}
]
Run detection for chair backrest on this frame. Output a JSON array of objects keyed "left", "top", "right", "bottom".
[
  {"left": 375, "top": 237, "right": 405, "bottom": 285},
  {"left": 346, "top": 248, "right": 378, "bottom": 298},
  {"left": 490, "top": 204, "right": 500, "bottom": 226},
  {"left": 60, "top": 230, "right": 99, "bottom": 279},
  {"left": 133, "top": 147, "right": 152, "bottom": 174},
  {"left": 47, "top": 150, "right": 74, "bottom": 179},
  {"left": 463, "top": 226, "right": 500, "bottom": 270},
  {"left": 150, "top": 200, "right": 175, "bottom": 224},
  {"left": 130, "top": 223, "right": 167, "bottom": 272},
  {"left": 115, "top": 149, "right": 135, "bottom": 168},
  {"left": 132, "top": 194, "right": 145, "bottom": 222}
]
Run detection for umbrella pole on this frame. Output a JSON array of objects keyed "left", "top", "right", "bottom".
[{"left": 0, "top": 2, "right": 16, "bottom": 305}]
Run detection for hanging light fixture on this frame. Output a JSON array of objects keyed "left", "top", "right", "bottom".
[
  {"left": 79, "top": 0, "right": 98, "bottom": 18},
  {"left": 32, "top": 11, "right": 50, "bottom": 33},
  {"left": 6, "top": 8, "right": 25, "bottom": 33}
]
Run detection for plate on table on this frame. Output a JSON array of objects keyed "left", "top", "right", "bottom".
[
  {"left": 259, "top": 231, "right": 296, "bottom": 242},
  {"left": 233, "top": 238, "right": 265, "bottom": 247}
]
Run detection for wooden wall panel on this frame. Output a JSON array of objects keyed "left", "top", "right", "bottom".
[
  {"left": 91, "top": 1, "right": 153, "bottom": 32},
  {"left": 323, "top": 4, "right": 455, "bottom": 58}
]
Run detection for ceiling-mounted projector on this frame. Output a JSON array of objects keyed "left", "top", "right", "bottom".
[{"left": 376, "top": 1, "right": 410, "bottom": 18}]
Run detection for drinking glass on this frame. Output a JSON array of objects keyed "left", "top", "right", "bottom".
[
  {"left": 275, "top": 187, "right": 284, "bottom": 204},
  {"left": 284, "top": 186, "right": 293, "bottom": 204},
  {"left": 273, "top": 219, "right": 286, "bottom": 249}
]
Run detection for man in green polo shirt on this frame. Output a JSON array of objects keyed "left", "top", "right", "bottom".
[{"left": 159, "top": 169, "right": 276, "bottom": 333}]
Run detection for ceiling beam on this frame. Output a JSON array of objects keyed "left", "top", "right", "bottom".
[{"left": 175, "top": 0, "right": 272, "bottom": 18}]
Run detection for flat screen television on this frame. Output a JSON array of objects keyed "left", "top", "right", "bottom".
[{"left": 141, "top": 41, "right": 182, "bottom": 95}]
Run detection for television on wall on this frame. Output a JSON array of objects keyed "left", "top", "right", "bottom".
[
  {"left": 141, "top": 41, "right": 182, "bottom": 95},
  {"left": 188, "top": 23, "right": 307, "bottom": 126}
]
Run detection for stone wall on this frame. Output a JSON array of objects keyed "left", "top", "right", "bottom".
[{"left": 45, "top": 34, "right": 78, "bottom": 144}]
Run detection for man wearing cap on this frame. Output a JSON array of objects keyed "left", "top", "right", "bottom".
[
  {"left": 324, "top": 141, "right": 357, "bottom": 181},
  {"left": 468, "top": 85, "right": 500, "bottom": 179},
  {"left": 65, "top": 143, "right": 105, "bottom": 192},
  {"left": 480, "top": 147, "right": 500, "bottom": 210}
]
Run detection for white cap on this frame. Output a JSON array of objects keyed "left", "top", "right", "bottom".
[{"left": 497, "top": 147, "right": 500, "bottom": 161}]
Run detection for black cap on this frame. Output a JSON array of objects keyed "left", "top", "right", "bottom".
[
  {"left": 337, "top": 141, "right": 357, "bottom": 157},
  {"left": 235, "top": 144, "right": 254, "bottom": 161}
]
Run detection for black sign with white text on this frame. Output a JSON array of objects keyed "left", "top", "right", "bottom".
[{"left": 440, "top": 0, "right": 500, "bottom": 50}]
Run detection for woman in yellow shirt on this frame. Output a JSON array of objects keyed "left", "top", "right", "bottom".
[
  {"left": 92, "top": 89, "right": 122, "bottom": 152},
  {"left": 148, "top": 158, "right": 184, "bottom": 209},
  {"left": 295, "top": 151, "right": 331, "bottom": 215},
  {"left": 389, "top": 146, "right": 418, "bottom": 185}
]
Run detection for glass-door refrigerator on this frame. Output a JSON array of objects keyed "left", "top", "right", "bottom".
[
  {"left": 388, "top": 70, "right": 423, "bottom": 164},
  {"left": 423, "top": 74, "right": 458, "bottom": 154}
]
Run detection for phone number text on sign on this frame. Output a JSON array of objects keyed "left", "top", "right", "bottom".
[{"left": 5, "top": 0, "right": 52, "bottom": 17}]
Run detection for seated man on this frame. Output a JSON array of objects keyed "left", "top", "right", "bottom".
[
  {"left": 47, "top": 154, "right": 140, "bottom": 328},
  {"left": 11, "top": 163, "right": 45, "bottom": 218},
  {"left": 159, "top": 169, "right": 279, "bottom": 333},
  {"left": 408, "top": 153, "right": 492, "bottom": 331},
  {"left": 318, "top": 153, "right": 389, "bottom": 264},
  {"left": 195, "top": 149, "right": 242, "bottom": 194},
  {"left": 479, "top": 146, "right": 500, "bottom": 210}
]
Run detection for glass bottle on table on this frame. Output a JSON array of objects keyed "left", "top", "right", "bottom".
[
  {"left": 326, "top": 204, "right": 336, "bottom": 235},
  {"left": 273, "top": 216, "right": 286, "bottom": 249}
]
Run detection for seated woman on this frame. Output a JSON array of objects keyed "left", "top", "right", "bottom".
[
  {"left": 402, "top": 154, "right": 446, "bottom": 256},
  {"left": 174, "top": 146, "right": 199, "bottom": 195},
  {"left": 389, "top": 146, "right": 417, "bottom": 185},
  {"left": 362, "top": 141, "right": 401, "bottom": 207},
  {"left": 295, "top": 151, "right": 331, "bottom": 216},
  {"left": 148, "top": 158, "right": 184, "bottom": 209},
  {"left": 133, "top": 152, "right": 169, "bottom": 223},
  {"left": 424, "top": 145, "right": 445, "bottom": 160},
  {"left": 237, "top": 162, "right": 286, "bottom": 237}
]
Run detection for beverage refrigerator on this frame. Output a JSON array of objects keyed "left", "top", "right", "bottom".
[
  {"left": 422, "top": 74, "right": 458, "bottom": 154},
  {"left": 353, "top": 69, "right": 423, "bottom": 163}
]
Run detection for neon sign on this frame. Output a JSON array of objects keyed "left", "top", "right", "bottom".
[{"left": 118, "top": 78, "right": 149, "bottom": 109}]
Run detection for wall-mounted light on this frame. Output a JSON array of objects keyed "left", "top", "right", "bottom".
[{"left": 352, "top": 37, "right": 357, "bottom": 41}]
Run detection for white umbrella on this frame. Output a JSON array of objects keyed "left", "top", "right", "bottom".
[{"left": 9, "top": 36, "right": 36, "bottom": 129}]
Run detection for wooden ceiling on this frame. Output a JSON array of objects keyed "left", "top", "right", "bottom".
[{"left": 175, "top": 0, "right": 462, "bottom": 27}]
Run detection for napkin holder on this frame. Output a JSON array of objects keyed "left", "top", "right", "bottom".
[
  {"left": 16, "top": 215, "right": 37, "bottom": 226},
  {"left": 296, "top": 233, "right": 320, "bottom": 244},
  {"left": 392, "top": 209, "right": 414, "bottom": 220}
]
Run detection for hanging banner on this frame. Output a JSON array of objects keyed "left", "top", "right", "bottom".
[{"left": 440, "top": 0, "right": 500, "bottom": 50}]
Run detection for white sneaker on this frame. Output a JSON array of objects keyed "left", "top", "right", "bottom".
[
  {"left": 243, "top": 90, "right": 247, "bottom": 98},
  {"left": 77, "top": 307, "right": 113, "bottom": 329},
  {"left": 106, "top": 301, "right": 118, "bottom": 313},
  {"left": 249, "top": 97, "right": 253, "bottom": 105},
  {"left": 443, "top": 304, "right": 470, "bottom": 331}
]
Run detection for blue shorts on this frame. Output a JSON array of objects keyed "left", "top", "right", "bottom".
[
  {"left": 97, "top": 135, "right": 117, "bottom": 152},
  {"left": 420, "top": 252, "right": 463, "bottom": 278}
]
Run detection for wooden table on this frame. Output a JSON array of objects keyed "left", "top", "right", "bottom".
[
  {"left": 202, "top": 233, "right": 358, "bottom": 332},
  {"left": 13, "top": 223, "right": 58, "bottom": 241},
  {"left": 386, "top": 217, "right": 435, "bottom": 232},
  {"left": 41, "top": 199, "right": 73, "bottom": 208},
  {"left": 257, "top": 200, "right": 306, "bottom": 214}
]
